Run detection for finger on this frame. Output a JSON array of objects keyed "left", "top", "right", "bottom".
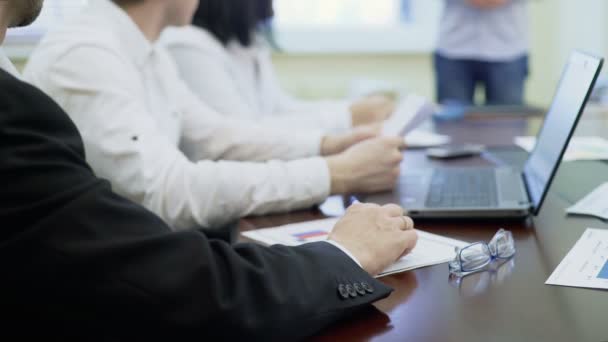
[
  {"left": 401, "top": 216, "right": 415, "bottom": 230},
  {"left": 382, "top": 204, "right": 404, "bottom": 217},
  {"left": 382, "top": 136, "right": 406, "bottom": 147},
  {"left": 391, "top": 167, "right": 401, "bottom": 180},
  {"left": 386, "top": 215, "right": 414, "bottom": 231},
  {"left": 353, "top": 127, "right": 379, "bottom": 141},
  {"left": 387, "top": 150, "right": 403, "bottom": 165},
  {"left": 399, "top": 230, "right": 419, "bottom": 257}
]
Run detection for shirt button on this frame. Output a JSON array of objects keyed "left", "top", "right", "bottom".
[
  {"left": 346, "top": 284, "right": 357, "bottom": 298},
  {"left": 361, "top": 282, "right": 374, "bottom": 294},
  {"left": 337, "top": 284, "right": 349, "bottom": 299},
  {"left": 353, "top": 283, "right": 366, "bottom": 296}
]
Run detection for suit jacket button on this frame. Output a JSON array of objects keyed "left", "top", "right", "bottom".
[
  {"left": 361, "top": 282, "right": 374, "bottom": 294},
  {"left": 338, "top": 284, "right": 349, "bottom": 299},
  {"left": 354, "top": 283, "right": 366, "bottom": 296},
  {"left": 346, "top": 284, "right": 357, "bottom": 298}
]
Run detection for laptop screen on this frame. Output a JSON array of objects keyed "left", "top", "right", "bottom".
[{"left": 523, "top": 52, "right": 603, "bottom": 215}]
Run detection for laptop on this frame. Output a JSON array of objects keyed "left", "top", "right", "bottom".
[{"left": 365, "top": 51, "right": 604, "bottom": 218}]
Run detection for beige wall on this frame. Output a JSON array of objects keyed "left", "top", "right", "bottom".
[
  {"left": 272, "top": 1, "right": 607, "bottom": 107},
  {"left": 9, "top": 1, "right": 607, "bottom": 108}
]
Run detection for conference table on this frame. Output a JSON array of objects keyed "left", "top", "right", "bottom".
[{"left": 239, "top": 107, "right": 608, "bottom": 342}]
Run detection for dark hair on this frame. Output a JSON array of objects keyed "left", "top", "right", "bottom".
[{"left": 193, "top": 0, "right": 274, "bottom": 47}]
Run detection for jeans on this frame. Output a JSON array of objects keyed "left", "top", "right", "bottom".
[{"left": 434, "top": 53, "right": 529, "bottom": 105}]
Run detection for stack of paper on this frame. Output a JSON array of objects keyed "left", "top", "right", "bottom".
[
  {"left": 242, "top": 218, "right": 469, "bottom": 278},
  {"left": 515, "top": 136, "right": 608, "bottom": 161}
]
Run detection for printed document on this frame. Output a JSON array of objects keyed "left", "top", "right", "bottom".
[
  {"left": 567, "top": 182, "right": 608, "bottom": 220},
  {"left": 546, "top": 228, "right": 608, "bottom": 290},
  {"left": 515, "top": 136, "right": 608, "bottom": 161},
  {"left": 383, "top": 95, "right": 436, "bottom": 137},
  {"left": 242, "top": 218, "right": 469, "bottom": 278}
]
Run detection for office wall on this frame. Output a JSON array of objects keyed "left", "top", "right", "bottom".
[
  {"left": 272, "top": 1, "right": 607, "bottom": 107},
  {"left": 8, "top": 1, "right": 607, "bottom": 107}
]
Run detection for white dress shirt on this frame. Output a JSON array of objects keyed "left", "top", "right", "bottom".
[
  {"left": 23, "top": 0, "right": 332, "bottom": 231},
  {"left": 438, "top": 0, "right": 529, "bottom": 61},
  {"left": 0, "top": 48, "right": 19, "bottom": 77},
  {"left": 160, "top": 26, "right": 352, "bottom": 133}
]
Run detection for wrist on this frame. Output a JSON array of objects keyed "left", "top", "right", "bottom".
[
  {"left": 349, "top": 106, "right": 362, "bottom": 127},
  {"left": 325, "top": 155, "right": 351, "bottom": 194},
  {"left": 328, "top": 237, "right": 375, "bottom": 275},
  {"left": 320, "top": 135, "right": 337, "bottom": 156}
]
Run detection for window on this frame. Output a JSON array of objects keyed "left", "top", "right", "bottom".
[
  {"left": 4, "top": 0, "right": 88, "bottom": 58},
  {"left": 273, "top": 0, "right": 443, "bottom": 54}
]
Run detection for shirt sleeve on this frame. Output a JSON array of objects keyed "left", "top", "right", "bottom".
[
  {"left": 26, "top": 45, "right": 331, "bottom": 230},
  {"left": 260, "top": 50, "right": 354, "bottom": 133},
  {"left": 160, "top": 50, "right": 326, "bottom": 163},
  {"left": 167, "top": 44, "right": 353, "bottom": 134}
]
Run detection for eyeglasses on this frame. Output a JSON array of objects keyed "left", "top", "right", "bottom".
[
  {"left": 448, "top": 229, "right": 516, "bottom": 276},
  {"left": 449, "top": 258, "right": 515, "bottom": 297}
]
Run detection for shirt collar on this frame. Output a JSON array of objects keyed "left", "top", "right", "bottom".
[
  {"left": 0, "top": 49, "right": 20, "bottom": 78},
  {"left": 91, "top": 0, "right": 155, "bottom": 67}
]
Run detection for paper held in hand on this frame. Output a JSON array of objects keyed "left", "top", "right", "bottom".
[
  {"left": 383, "top": 94, "right": 437, "bottom": 137},
  {"left": 242, "top": 218, "right": 469, "bottom": 278}
]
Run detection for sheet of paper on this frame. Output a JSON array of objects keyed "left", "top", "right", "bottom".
[
  {"left": 566, "top": 182, "right": 608, "bottom": 220},
  {"left": 242, "top": 218, "right": 469, "bottom": 278},
  {"left": 404, "top": 130, "right": 451, "bottom": 148},
  {"left": 383, "top": 95, "right": 436, "bottom": 137},
  {"left": 515, "top": 136, "right": 608, "bottom": 161},
  {"left": 546, "top": 228, "right": 608, "bottom": 290}
]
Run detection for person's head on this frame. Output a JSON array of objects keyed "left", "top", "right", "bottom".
[
  {"left": 193, "top": 0, "right": 274, "bottom": 47},
  {"left": 0, "top": 0, "right": 44, "bottom": 42}
]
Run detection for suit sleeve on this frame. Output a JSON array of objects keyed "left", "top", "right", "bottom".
[{"left": 0, "top": 71, "right": 392, "bottom": 340}]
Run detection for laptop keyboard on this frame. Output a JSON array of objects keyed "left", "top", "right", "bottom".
[{"left": 425, "top": 169, "right": 499, "bottom": 208}]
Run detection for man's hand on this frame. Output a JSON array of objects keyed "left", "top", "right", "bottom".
[
  {"left": 329, "top": 203, "right": 418, "bottom": 276},
  {"left": 325, "top": 136, "right": 404, "bottom": 194},
  {"left": 320, "top": 124, "right": 381, "bottom": 156},
  {"left": 350, "top": 95, "right": 396, "bottom": 127},
  {"left": 467, "top": 0, "right": 509, "bottom": 10}
]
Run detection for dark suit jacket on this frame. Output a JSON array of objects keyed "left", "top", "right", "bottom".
[{"left": 0, "top": 69, "right": 392, "bottom": 340}]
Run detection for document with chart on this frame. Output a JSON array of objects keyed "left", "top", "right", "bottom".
[
  {"left": 546, "top": 228, "right": 608, "bottom": 290},
  {"left": 242, "top": 218, "right": 469, "bottom": 277}
]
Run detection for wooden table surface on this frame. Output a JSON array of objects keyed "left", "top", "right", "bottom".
[{"left": 239, "top": 109, "right": 608, "bottom": 342}]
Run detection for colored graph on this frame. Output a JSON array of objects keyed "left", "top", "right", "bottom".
[
  {"left": 598, "top": 260, "right": 608, "bottom": 280},
  {"left": 292, "top": 230, "right": 328, "bottom": 243}
]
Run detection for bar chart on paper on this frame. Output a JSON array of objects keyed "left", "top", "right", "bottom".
[
  {"left": 546, "top": 228, "right": 608, "bottom": 289},
  {"left": 598, "top": 259, "right": 608, "bottom": 280}
]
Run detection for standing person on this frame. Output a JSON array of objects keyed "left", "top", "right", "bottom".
[
  {"left": 161, "top": 0, "right": 395, "bottom": 133},
  {"left": 24, "top": 0, "right": 405, "bottom": 231},
  {"left": 435, "top": 0, "right": 530, "bottom": 106},
  {"left": 0, "top": 1, "right": 418, "bottom": 339}
]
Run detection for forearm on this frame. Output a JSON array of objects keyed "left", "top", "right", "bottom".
[
  {"left": 181, "top": 113, "right": 324, "bottom": 162},
  {"left": 134, "top": 155, "right": 330, "bottom": 230}
]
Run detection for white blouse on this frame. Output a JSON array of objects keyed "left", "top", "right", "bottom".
[{"left": 161, "top": 26, "right": 353, "bottom": 133}]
